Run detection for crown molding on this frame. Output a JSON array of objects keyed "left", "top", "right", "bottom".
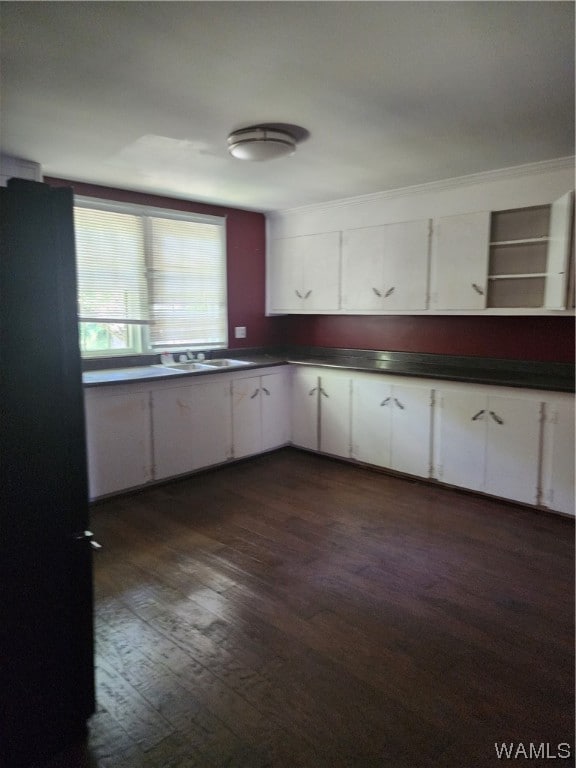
[{"left": 268, "top": 156, "right": 575, "bottom": 218}]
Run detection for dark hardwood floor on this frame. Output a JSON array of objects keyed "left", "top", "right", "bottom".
[{"left": 40, "top": 449, "right": 574, "bottom": 767}]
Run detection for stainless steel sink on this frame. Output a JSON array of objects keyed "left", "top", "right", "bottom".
[
  {"left": 156, "top": 362, "right": 217, "bottom": 372},
  {"left": 206, "top": 359, "right": 252, "bottom": 367},
  {"left": 155, "top": 358, "right": 253, "bottom": 373}
]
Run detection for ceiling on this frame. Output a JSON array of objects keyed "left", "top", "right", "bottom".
[{"left": 1, "top": 2, "right": 574, "bottom": 212}]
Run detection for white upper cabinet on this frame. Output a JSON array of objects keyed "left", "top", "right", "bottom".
[
  {"left": 268, "top": 161, "right": 574, "bottom": 316},
  {"left": 268, "top": 232, "right": 340, "bottom": 312},
  {"left": 341, "top": 220, "right": 430, "bottom": 311},
  {"left": 430, "top": 211, "right": 491, "bottom": 310},
  {"left": 544, "top": 191, "right": 574, "bottom": 309},
  {"left": 429, "top": 194, "right": 574, "bottom": 312},
  {"left": 268, "top": 193, "right": 573, "bottom": 315}
]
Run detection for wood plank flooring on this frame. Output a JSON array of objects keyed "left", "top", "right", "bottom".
[{"left": 41, "top": 449, "right": 574, "bottom": 767}]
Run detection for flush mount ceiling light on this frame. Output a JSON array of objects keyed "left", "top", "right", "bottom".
[{"left": 227, "top": 125, "right": 298, "bottom": 161}]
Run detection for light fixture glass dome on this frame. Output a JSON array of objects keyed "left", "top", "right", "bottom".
[{"left": 227, "top": 127, "right": 296, "bottom": 161}]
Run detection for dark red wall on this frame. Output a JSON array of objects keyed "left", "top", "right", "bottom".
[
  {"left": 283, "top": 315, "right": 575, "bottom": 362},
  {"left": 45, "top": 177, "right": 283, "bottom": 349},
  {"left": 46, "top": 177, "right": 574, "bottom": 362}
]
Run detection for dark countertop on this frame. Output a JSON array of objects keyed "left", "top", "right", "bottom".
[
  {"left": 286, "top": 347, "right": 574, "bottom": 393},
  {"left": 82, "top": 356, "right": 286, "bottom": 387},
  {"left": 286, "top": 356, "right": 574, "bottom": 392},
  {"left": 82, "top": 348, "right": 575, "bottom": 393}
]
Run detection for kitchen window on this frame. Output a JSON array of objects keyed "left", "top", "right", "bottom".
[{"left": 73, "top": 197, "right": 227, "bottom": 357}]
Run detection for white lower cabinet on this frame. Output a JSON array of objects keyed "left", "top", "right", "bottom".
[
  {"left": 291, "top": 367, "right": 320, "bottom": 450},
  {"left": 318, "top": 370, "right": 352, "bottom": 458},
  {"left": 435, "top": 386, "right": 542, "bottom": 505},
  {"left": 542, "top": 395, "right": 575, "bottom": 515},
  {"left": 232, "top": 370, "right": 290, "bottom": 459},
  {"left": 435, "top": 388, "right": 489, "bottom": 494},
  {"left": 85, "top": 366, "right": 573, "bottom": 515},
  {"left": 352, "top": 375, "right": 432, "bottom": 477},
  {"left": 152, "top": 378, "right": 232, "bottom": 480},
  {"left": 291, "top": 367, "right": 352, "bottom": 456},
  {"left": 84, "top": 388, "right": 153, "bottom": 498}
]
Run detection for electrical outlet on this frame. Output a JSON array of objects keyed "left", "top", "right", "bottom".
[{"left": 234, "top": 326, "right": 247, "bottom": 339}]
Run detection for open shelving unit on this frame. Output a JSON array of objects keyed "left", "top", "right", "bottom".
[{"left": 487, "top": 205, "right": 551, "bottom": 308}]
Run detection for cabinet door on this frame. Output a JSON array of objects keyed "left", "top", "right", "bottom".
[
  {"left": 342, "top": 226, "right": 386, "bottom": 311},
  {"left": 390, "top": 384, "right": 432, "bottom": 477},
  {"left": 268, "top": 237, "right": 304, "bottom": 311},
  {"left": 269, "top": 232, "right": 340, "bottom": 313},
  {"left": 319, "top": 373, "right": 351, "bottom": 458},
  {"left": 543, "top": 397, "right": 575, "bottom": 515},
  {"left": 153, "top": 380, "right": 231, "bottom": 479},
  {"left": 484, "top": 395, "right": 541, "bottom": 505},
  {"left": 436, "top": 389, "right": 486, "bottom": 492},
  {"left": 351, "top": 375, "right": 392, "bottom": 467},
  {"left": 291, "top": 368, "right": 319, "bottom": 450},
  {"left": 232, "top": 375, "right": 263, "bottom": 459},
  {"left": 84, "top": 390, "right": 152, "bottom": 497},
  {"left": 381, "top": 220, "right": 430, "bottom": 310},
  {"left": 544, "top": 191, "right": 574, "bottom": 309},
  {"left": 2, "top": 182, "right": 94, "bottom": 766},
  {"left": 261, "top": 371, "right": 290, "bottom": 452},
  {"left": 430, "top": 212, "right": 490, "bottom": 309},
  {"left": 301, "top": 232, "right": 341, "bottom": 311},
  {"left": 342, "top": 221, "right": 429, "bottom": 311}
]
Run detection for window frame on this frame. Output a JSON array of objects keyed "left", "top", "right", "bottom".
[{"left": 74, "top": 196, "right": 228, "bottom": 358}]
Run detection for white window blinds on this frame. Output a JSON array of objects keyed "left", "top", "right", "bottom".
[
  {"left": 148, "top": 217, "right": 227, "bottom": 348},
  {"left": 74, "top": 207, "right": 148, "bottom": 324},
  {"left": 73, "top": 198, "right": 227, "bottom": 350}
]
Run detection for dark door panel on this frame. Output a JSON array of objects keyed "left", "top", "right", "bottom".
[{"left": 0, "top": 180, "right": 94, "bottom": 767}]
